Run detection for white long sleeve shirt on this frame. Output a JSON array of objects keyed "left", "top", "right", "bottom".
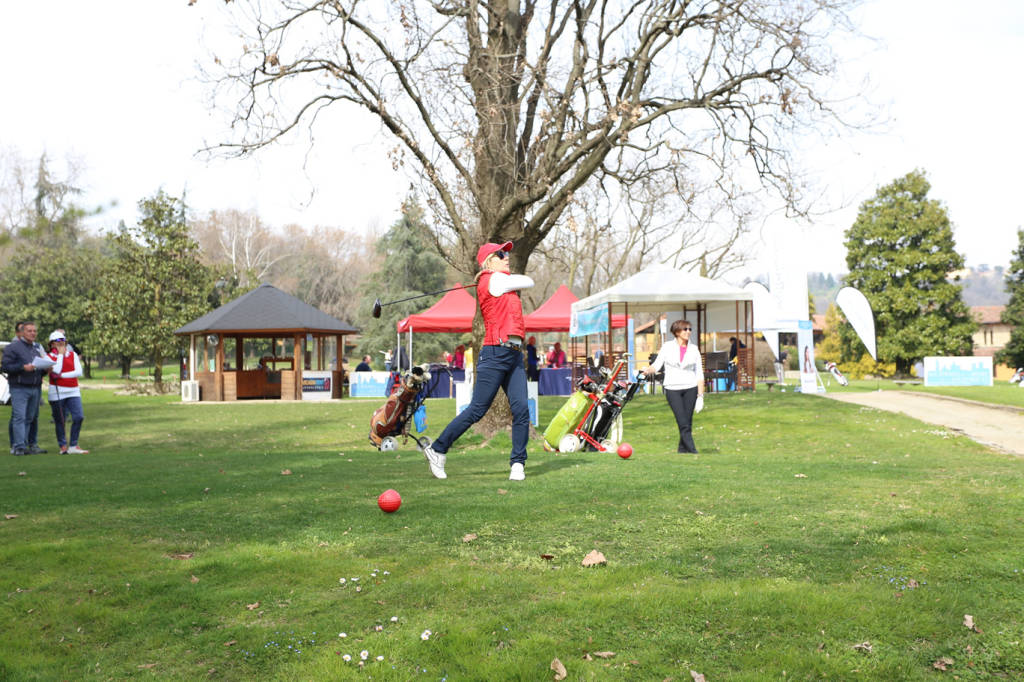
[
  {"left": 488, "top": 272, "right": 534, "bottom": 296},
  {"left": 649, "top": 340, "right": 705, "bottom": 391}
]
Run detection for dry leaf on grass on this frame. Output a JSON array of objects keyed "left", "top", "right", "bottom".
[
  {"left": 582, "top": 550, "right": 606, "bottom": 567},
  {"left": 17, "top": 471, "right": 26, "bottom": 477},
  {"left": 246, "top": 602, "right": 260, "bottom": 610},
  {"left": 550, "top": 657, "right": 567, "bottom": 680},
  {"left": 223, "top": 640, "right": 236, "bottom": 647},
  {"left": 137, "top": 663, "right": 157, "bottom": 669},
  {"left": 497, "top": 488, "right": 508, "bottom": 495},
  {"left": 281, "top": 469, "right": 292, "bottom": 476},
  {"left": 933, "top": 656, "right": 954, "bottom": 671},
  {"left": 852, "top": 641, "right": 872, "bottom": 653},
  {"left": 794, "top": 473, "right": 807, "bottom": 478},
  {"left": 963, "top": 614, "right": 982, "bottom": 633},
  {"left": 190, "top": 575, "right": 200, "bottom": 584},
  {"left": 691, "top": 671, "right": 707, "bottom": 682},
  {"left": 591, "top": 651, "right": 615, "bottom": 658},
  {"left": 4, "top": 514, "right": 18, "bottom": 520},
  {"left": 168, "top": 552, "right": 194, "bottom": 560},
  {"left": 540, "top": 554, "right": 555, "bottom": 560},
  {"left": 462, "top": 533, "right": 478, "bottom": 543}
]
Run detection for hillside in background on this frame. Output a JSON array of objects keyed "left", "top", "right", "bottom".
[
  {"left": 809, "top": 272, "right": 843, "bottom": 314},
  {"left": 958, "top": 265, "right": 1009, "bottom": 306}
]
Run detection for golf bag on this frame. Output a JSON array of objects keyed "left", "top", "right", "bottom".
[
  {"left": 543, "top": 355, "right": 646, "bottom": 453},
  {"left": 369, "top": 364, "right": 436, "bottom": 451},
  {"left": 825, "top": 361, "right": 849, "bottom": 387}
]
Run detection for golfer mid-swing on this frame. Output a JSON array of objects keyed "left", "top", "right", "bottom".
[{"left": 420, "top": 241, "right": 534, "bottom": 480}]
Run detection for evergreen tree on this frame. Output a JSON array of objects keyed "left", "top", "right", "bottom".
[
  {"left": 90, "top": 191, "right": 213, "bottom": 387},
  {"left": 355, "top": 198, "right": 463, "bottom": 368},
  {"left": 843, "top": 170, "right": 976, "bottom": 374},
  {"left": 996, "top": 228, "right": 1024, "bottom": 369},
  {"left": 816, "top": 303, "right": 843, "bottom": 364}
]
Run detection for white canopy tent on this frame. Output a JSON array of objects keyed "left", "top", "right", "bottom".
[{"left": 571, "top": 264, "right": 756, "bottom": 390}]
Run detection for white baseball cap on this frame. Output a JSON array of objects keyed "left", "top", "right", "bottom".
[{"left": 49, "top": 330, "right": 66, "bottom": 342}]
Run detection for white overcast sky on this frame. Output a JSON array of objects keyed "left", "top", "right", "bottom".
[{"left": 1, "top": 1, "right": 1021, "bottom": 280}]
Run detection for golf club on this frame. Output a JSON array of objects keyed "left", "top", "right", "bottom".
[{"left": 372, "top": 284, "right": 478, "bottom": 318}]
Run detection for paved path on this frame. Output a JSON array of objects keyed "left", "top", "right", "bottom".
[{"left": 825, "top": 391, "right": 1024, "bottom": 457}]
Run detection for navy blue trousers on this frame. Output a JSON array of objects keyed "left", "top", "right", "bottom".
[{"left": 432, "top": 345, "right": 529, "bottom": 465}]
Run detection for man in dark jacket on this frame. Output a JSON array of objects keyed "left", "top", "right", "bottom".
[{"left": 1, "top": 321, "right": 48, "bottom": 455}]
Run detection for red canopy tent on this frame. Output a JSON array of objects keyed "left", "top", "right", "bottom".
[
  {"left": 524, "top": 284, "right": 628, "bottom": 332},
  {"left": 396, "top": 284, "right": 476, "bottom": 333}
]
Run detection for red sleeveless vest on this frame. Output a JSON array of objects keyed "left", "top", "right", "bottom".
[
  {"left": 48, "top": 351, "right": 79, "bottom": 388},
  {"left": 478, "top": 272, "right": 525, "bottom": 345}
]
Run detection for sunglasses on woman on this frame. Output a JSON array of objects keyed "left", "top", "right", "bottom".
[{"left": 493, "top": 251, "right": 508, "bottom": 260}]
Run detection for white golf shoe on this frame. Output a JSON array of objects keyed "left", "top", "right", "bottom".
[
  {"left": 421, "top": 443, "right": 447, "bottom": 479},
  {"left": 509, "top": 462, "right": 525, "bottom": 481}
]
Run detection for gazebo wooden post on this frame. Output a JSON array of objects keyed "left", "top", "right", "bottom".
[
  {"left": 335, "top": 334, "right": 344, "bottom": 399},
  {"left": 188, "top": 334, "right": 196, "bottom": 381},
  {"left": 293, "top": 333, "right": 303, "bottom": 400},
  {"left": 235, "top": 335, "right": 244, "bottom": 372},
  {"left": 215, "top": 336, "right": 225, "bottom": 401}
]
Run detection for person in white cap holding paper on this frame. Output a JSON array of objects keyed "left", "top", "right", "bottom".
[{"left": 46, "top": 329, "right": 89, "bottom": 454}]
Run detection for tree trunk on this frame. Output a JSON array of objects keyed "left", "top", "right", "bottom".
[
  {"left": 82, "top": 356, "right": 92, "bottom": 379},
  {"left": 153, "top": 354, "right": 164, "bottom": 388},
  {"left": 120, "top": 355, "right": 131, "bottom": 379}
]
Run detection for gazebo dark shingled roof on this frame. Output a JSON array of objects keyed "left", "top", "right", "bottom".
[{"left": 175, "top": 283, "right": 358, "bottom": 335}]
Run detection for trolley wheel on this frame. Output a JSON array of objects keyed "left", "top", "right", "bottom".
[
  {"left": 600, "top": 439, "right": 617, "bottom": 452},
  {"left": 380, "top": 436, "right": 397, "bottom": 452},
  {"left": 559, "top": 434, "right": 581, "bottom": 453}
]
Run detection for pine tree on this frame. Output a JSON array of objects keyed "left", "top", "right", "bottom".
[
  {"left": 995, "top": 228, "right": 1024, "bottom": 369},
  {"left": 355, "top": 198, "right": 462, "bottom": 367},
  {"left": 843, "top": 170, "right": 976, "bottom": 374}
]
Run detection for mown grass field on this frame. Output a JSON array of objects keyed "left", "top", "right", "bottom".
[
  {"left": 815, "top": 376, "right": 1024, "bottom": 409},
  {"left": 2, "top": 388, "right": 1022, "bottom": 680}
]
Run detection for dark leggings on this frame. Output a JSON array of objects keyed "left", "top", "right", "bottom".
[{"left": 664, "top": 387, "right": 698, "bottom": 453}]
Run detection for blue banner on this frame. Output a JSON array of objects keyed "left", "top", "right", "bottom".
[{"left": 571, "top": 304, "right": 609, "bottom": 338}]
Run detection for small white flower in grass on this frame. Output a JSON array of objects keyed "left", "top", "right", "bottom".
[
  {"left": 351, "top": 577, "right": 359, "bottom": 582},
  {"left": 360, "top": 649, "right": 369, "bottom": 660},
  {"left": 376, "top": 655, "right": 384, "bottom": 661},
  {"left": 338, "top": 578, "right": 346, "bottom": 584},
  {"left": 383, "top": 571, "right": 390, "bottom": 575},
  {"left": 342, "top": 654, "right": 351, "bottom": 662},
  {"left": 338, "top": 632, "right": 347, "bottom": 638},
  {"left": 374, "top": 625, "right": 383, "bottom": 632},
  {"left": 390, "top": 616, "right": 399, "bottom": 622},
  {"left": 421, "top": 629, "right": 432, "bottom": 640}
]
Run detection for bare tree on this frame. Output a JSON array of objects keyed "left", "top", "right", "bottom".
[
  {"left": 192, "top": 208, "right": 285, "bottom": 288},
  {"left": 201, "top": 0, "right": 859, "bottom": 278}
]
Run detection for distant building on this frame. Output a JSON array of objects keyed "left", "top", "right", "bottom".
[{"left": 970, "top": 305, "right": 1015, "bottom": 380}]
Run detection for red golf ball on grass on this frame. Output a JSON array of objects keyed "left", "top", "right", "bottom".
[
  {"left": 377, "top": 489, "right": 402, "bottom": 513},
  {"left": 617, "top": 442, "right": 633, "bottom": 459}
]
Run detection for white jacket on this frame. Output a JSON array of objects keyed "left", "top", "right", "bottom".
[{"left": 649, "top": 340, "right": 704, "bottom": 391}]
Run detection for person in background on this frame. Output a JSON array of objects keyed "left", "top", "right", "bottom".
[
  {"left": 727, "top": 336, "right": 746, "bottom": 390},
  {"left": 2, "top": 321, "right": 47, "bottom": 456},
  {"left": 641, "top": 319, "right": 705, "bottom": 453},
  {"left": 546, "top": 342, "right": 566, "bottom": 368},
  {"left": 355, "top": 355, "right": 373, "bottom": 372},
  {"left": 775, "top": 348, "right": 788, "bottom": 384},
  {"left": 452, "top": 344, "right": 466, "bottom": 370},
  {"left": 47, "top": 330, "right": 88, "bottom": 454},
  {"left": 525, "top": 336, "right": 539, "bottom": 381},
  {"left": 419, "top": 241, "right": 534, "bottom": 481}
]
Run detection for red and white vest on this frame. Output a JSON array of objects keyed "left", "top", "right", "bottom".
[
  {"left": 478, "top": 271, "right": 526, "bottom": 346},
  {"left": 48, "top": 351, "right": 79, "bottom": 388}
]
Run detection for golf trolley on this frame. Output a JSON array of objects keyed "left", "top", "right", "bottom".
[
  {"left": 543, "top": 354, "right": 646, "bottom": 453},
  {"left": 825, "top": 361, "right": 849, "bottom": 387},
  {"left": 1010, "top": 367, "right": 1024, "bottom": 386},
  {"left": 368, "top": 364, "right": 445, "bottom": 452}
]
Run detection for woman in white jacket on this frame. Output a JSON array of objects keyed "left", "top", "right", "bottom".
[{"left": 642, "top": 319, "right": 705, "bottom": 453}]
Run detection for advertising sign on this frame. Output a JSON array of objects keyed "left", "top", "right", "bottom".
[
  {"left": 571, "top": 304, "right": 609, "bottom": 338},
  {"left": 301, "top": 371, "right": 333, "bottom": 400},
  {"left": 923, "top": 357, "right": 993, "bottom": 387},
  {"left": 797, "top": 319, "right": 819, "bottom": 394},
  {"left": 350, "top": 371, "right": 391, "bottom": 398}
]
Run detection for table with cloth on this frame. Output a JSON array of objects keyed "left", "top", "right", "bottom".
[{"left": 538, "top": 367, "right": 573, "bottom": 396}]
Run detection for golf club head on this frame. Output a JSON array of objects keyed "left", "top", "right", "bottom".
[{"left": 372, "top": 298, "right": 382, "bottom": 318}]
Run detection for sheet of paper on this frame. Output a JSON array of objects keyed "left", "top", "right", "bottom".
[{"left": 32, "top": 356, "right": 57, "bottom": 370}]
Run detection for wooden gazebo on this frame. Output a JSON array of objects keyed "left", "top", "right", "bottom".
[{"left": 174, "top": 283, "right": 358, "bottom": 401}]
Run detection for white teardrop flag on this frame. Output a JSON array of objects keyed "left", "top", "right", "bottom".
[{"left": 835, "top": 287, "right": 877, "bottom": 361}]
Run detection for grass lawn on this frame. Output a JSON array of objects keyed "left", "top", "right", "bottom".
[{"left": 2, "top": 389, "right": 1023, "bottom": 680}]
